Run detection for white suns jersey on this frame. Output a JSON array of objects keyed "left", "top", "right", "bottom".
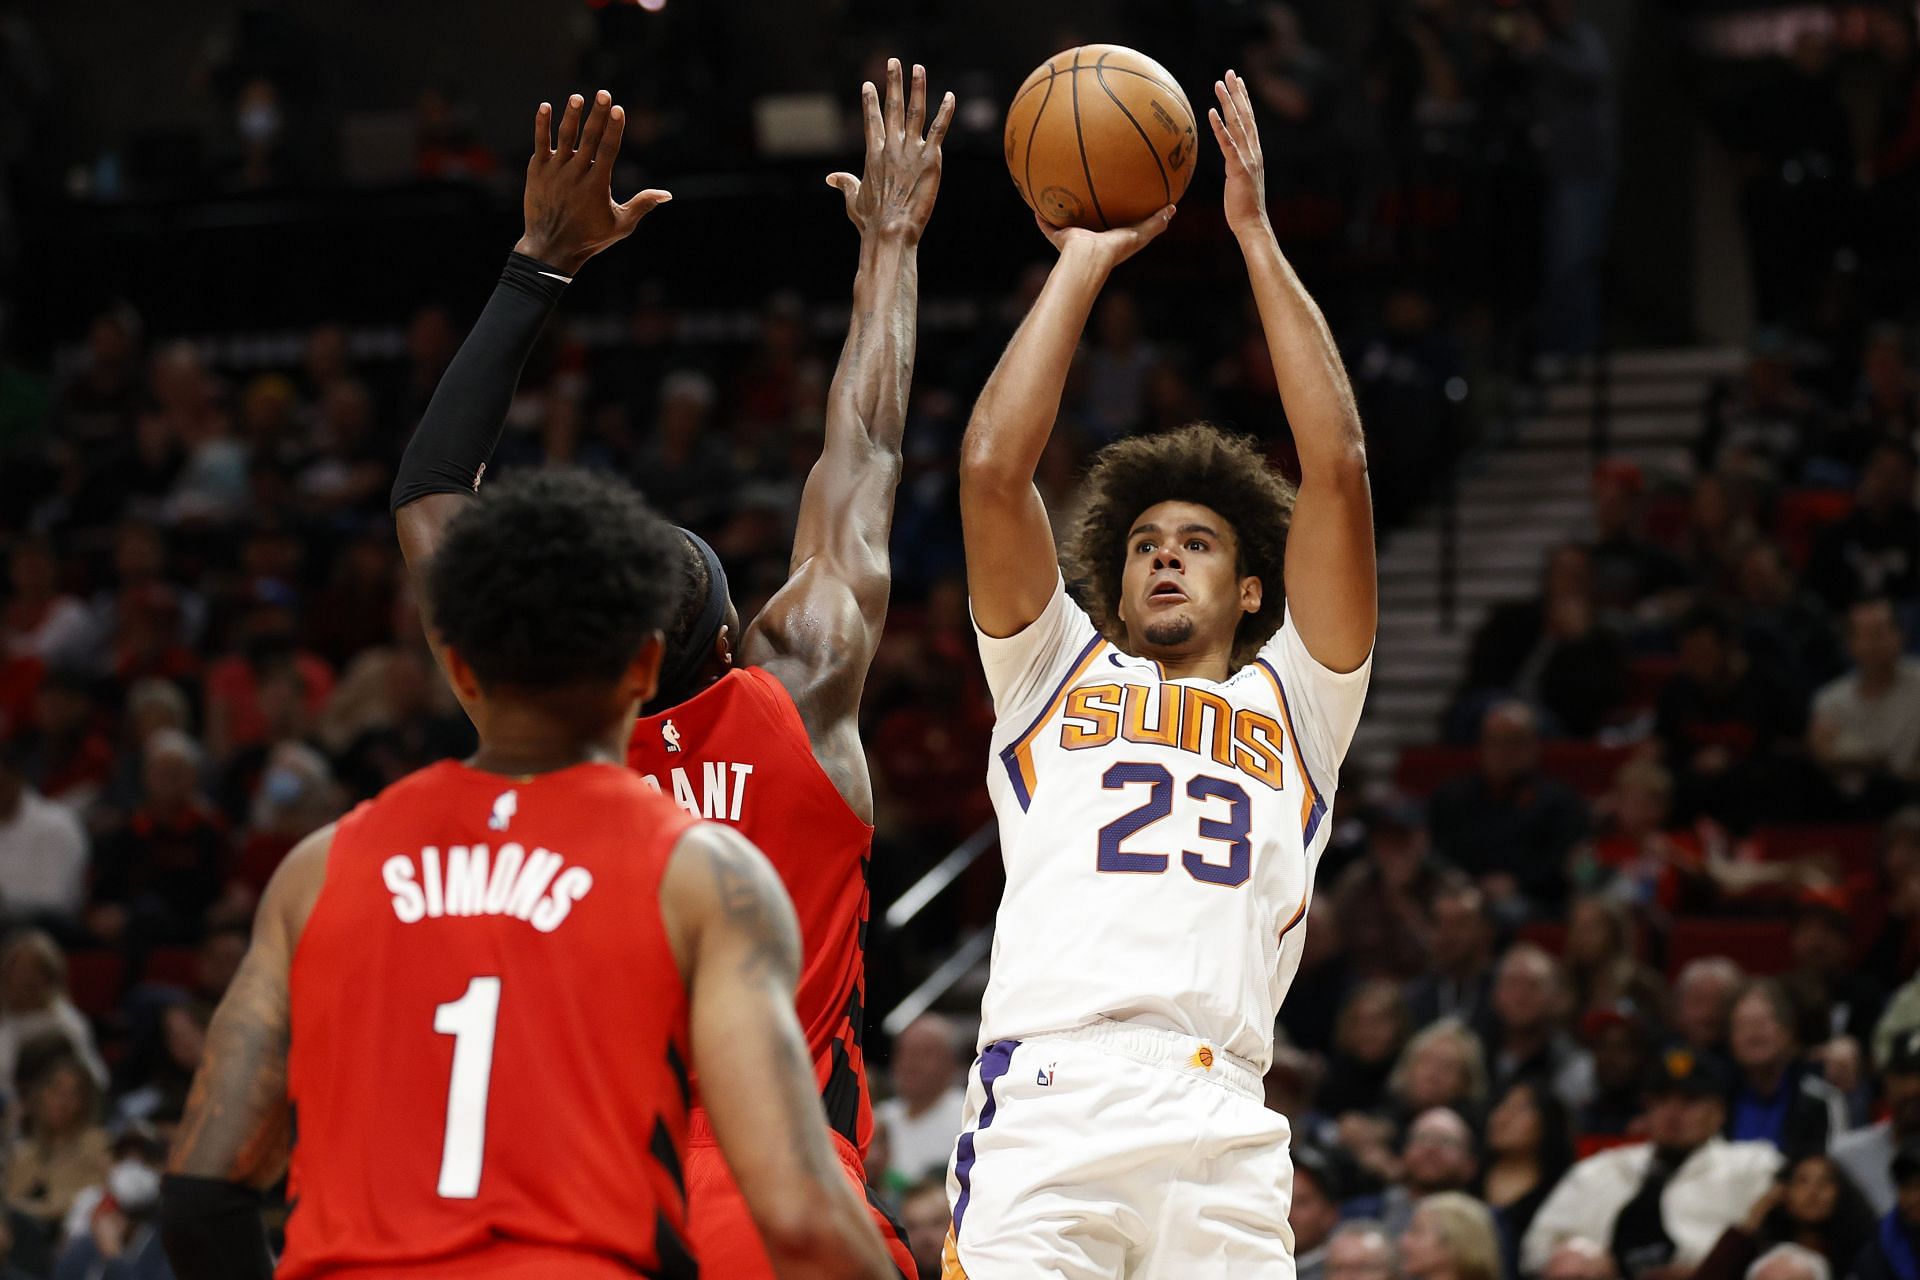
[{"left": 974, "top": 578, "right": 1371, "bottom": 1072}]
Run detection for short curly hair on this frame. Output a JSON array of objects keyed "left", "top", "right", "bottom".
[
  {"left": 1063, "top": 423, "right": 1295, "bottom": 665},
  {"left": 427, "top": 468, "right": 681, "bottom": 690}
]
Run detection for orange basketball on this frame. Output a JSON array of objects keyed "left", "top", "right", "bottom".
[{"left": 1005, "top": 45, "right": 1198, "bottom": 231}]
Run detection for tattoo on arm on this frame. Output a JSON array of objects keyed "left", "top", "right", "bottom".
[
  {"left": 171, "top": 949, "right": 293, "bottom": 1185},
  {"left": 703, "top": 828, "right": 802, "bottom": 986}
]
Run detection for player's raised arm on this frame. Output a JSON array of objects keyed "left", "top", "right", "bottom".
[
  {"left": 660, "top": 823, "right": 898, "bottom": 1280},
  {"left": 959, "top": 202, "right": 1175, "bottom": 638},
  {"left": 739, "top": 59, "right": 951, "bottom": 815},
  {"left": 1212, "top": 70, "right": 1375, "bottom": 671},
  {"left": 390, "top": 90, "right": 670, "bottom": 710},
  {"left": 159, "top": 826, "right": 331, "bottom": 1280}
]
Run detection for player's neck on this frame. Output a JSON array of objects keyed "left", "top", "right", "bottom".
[
  {"left": 1132, "top": 644, "right": 1234, "bottom": 684},
  {"left": 467, "top": 704, "right": 631, "bottom": 778}
]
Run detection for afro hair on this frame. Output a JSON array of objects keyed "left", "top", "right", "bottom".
[
  {"left": 427, "top": 468, "right": 681, "bottom": 690},
  {"left": 1062, "top": 423, "right": 1295, "bottom": 667}
]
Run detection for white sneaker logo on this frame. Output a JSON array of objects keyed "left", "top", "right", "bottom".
[{"left": 488, "top": 790, "right": 518, "bottom": 832}]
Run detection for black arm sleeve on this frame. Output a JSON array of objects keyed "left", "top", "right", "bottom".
[
  {"left": 388, "top": 251, "right": 570, "bottom": 513},
  {"left": 158, "top": 1174, "right": 275, "bottom": 1280}
]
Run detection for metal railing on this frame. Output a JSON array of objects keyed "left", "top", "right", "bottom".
[{"left": 879, "top": 819, "right": 998, "bottom": 1036}]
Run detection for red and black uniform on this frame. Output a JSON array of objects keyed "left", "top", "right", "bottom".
[
  {"left": 628, "top": 666, "right": 912, "bottom": 1278},
  {"left": 281, "top": 760, "right": 697, "bottom": 1279}
]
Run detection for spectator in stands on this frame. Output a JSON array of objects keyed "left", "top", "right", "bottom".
[
  {"left": 91, "top": 728, "right": 229, "bottom": 948},
  {"left": 1681, "top": 472, "right": 1763, "bottom": 604},
  {"left": 1429, "top": 702, "right": 1590, "bottom": 916},
  {"left": 1736, "top": 542, "right": 1841, "bottom": 704},
  {"left": 1745, "top": 1245, "right": 1835, "bottom": 1280},
  {"left": 1693, "top": 1154, "right": 1876, "bottom": 1280},
  {"left": 1581, "top": 1006, "right": 1657, "bottom": 1139},
  {"left": 1294, "top": 1145, "right": 1346, "bottom": 1280},
  {"left": 0, "top": 741, "right": 86, "bottom": 929},
  {"left": 0, "top": 930, "right": 105, "bottom": 1088},
  {"left": 875, "top": 1014, "right": 966, "bottom": 1186},
  {"left": 1486, "top": 944, "right": 1594, "bottom": 1111},
  {"left": 1240, "top": 3, "right": 1346, "bottom": 169},
  {"left": 1455, "top": 548, "right": 1629, "bottom": 740},
  {"left": 1322, "top": 979, "right": 1415, "bottom": 1117},
  {"left": 1657, "top": 605, "right": 1800, "bottom": 829},
  {"left": 147, "top": 343, "right": 245, "bottom": 526},
  {"left": 1788, "top": 897, "right": 1887, "bottom": 1048},
  {"left": 1848, "top": 328, "right": 1920, "bottom": 462},
  {"left": 1833, "top": 1027, "right": 1920, "bottom": 1214},
  {"left": 1406, "top": 878, "right": 1498, "bottom": 1031},
  {"left": 1400, "top": 1191, "right": 1502, "bottom": 1280},
  {"left": 1522, "top": 1049, "right": 1782, "bottom": 1277},
  {"left": 4, "top": 1051, "right": 111, "bottom": 1237},
  {"left": 1575, "top": 759, "right": 1717, "bottom": 918},
  {"left": 631, "top": 371, "right": 736, "bottom": 531},
  {"left": 200, "top": 581, "right": 333, "bottom": 763},
  {"left": 1390, "top": 1018, "right": 1490, "bottom": 1125},
  {"left": 1851, "top": 1138, "right": 1920, "bottom": 1280},
  {"left": 1564, "top": 895, "right": 1666, "bottom": 1020},
  {"left": 52, "top": 1122, "right": 170, "bottom": 1280},
  {"left": 111, "top": 996, "right": 206, "bottom": 1127},
  {"left": 1699, "top": 338, "right": 1821, "bottom": 479},
  {"left": 1481, "top": 1077, "right": 1577, "bottom": 1277},
  {"left": 1335, "top": 801, "right": 1446, "bottom": 981},
  {"left": 899, "top": 1178, "right": 948, "bottom": 1280},
  {"left": 1725, "top": 978, "right": 1849, "bottom": 1156},
  {"left": 1077, "top": 291, "right": 1155, "bottom": 443},
  {"left": 1543, "top": 1237, "right": 1618, "bottom": 1280},
  {"left": 1809, "top": 598, "right": 1920, "bottom": 812},
  {"left": 57, "top": 304, "right": 143, "bottom": 452},
  {"left": 3, "top": 537, "right": 87, "bottom": 665},
  {"left": 19, "top": 669, "right": 114, "bottom": 816},
  {"left": 1867, "top": 808, "right": 1920, "bottom": 989},
  {"left": 1588, "top": 464, "right": 1689, "bottom": 622},
  {"left": 1673, "top": 957, "right": 1745, "bottom": 1061},
  {"left": 1329, "top": 1220, "right": 1402, "bottom": 1280},
  {"left": 1527, "top": 0, "right": 1619, "bottom": 363},
  {"left": 1807, "top": 443, "right": 1920, "bottom": 610},
  {"left": 1346, "top": 1107, "right": 1481, "bottom": 1237}
]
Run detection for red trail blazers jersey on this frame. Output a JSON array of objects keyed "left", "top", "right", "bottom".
[
  {"left": 280, "top": 760, "right": 698, "bottom": 1279},
  {"left": 627, "top": 666, "right": 876, "bottom": 1153}
]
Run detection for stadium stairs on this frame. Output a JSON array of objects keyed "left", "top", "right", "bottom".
[{"left": 1347, "top": 346, "right": 1745, "bottom": 784}]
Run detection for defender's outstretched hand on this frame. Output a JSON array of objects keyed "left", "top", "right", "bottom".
[
  {"left": 516, "top": 90, "right": 672, "bottom": 276},
  {"left": 828, "top": 59, "right": 954, "bottom": 243},
  {"left": 1211, "top": 69, "right": 1269, "bottom": 240}
]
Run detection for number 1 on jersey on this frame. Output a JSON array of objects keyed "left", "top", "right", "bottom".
[{"left": 433, "top": 976, "right": 501, "bottom": 1199}]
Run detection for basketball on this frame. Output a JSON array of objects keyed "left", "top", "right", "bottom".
[{"left": 1005, "top": 45, "right": 1198, "bottom": 231}]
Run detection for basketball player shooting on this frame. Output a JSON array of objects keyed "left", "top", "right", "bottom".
[
  {"left": 156, "top": 470, "right": 899, "bottom": 1279},
  {"left": 387, "top": 67, "right": 950, "bottom": 1278},
  {"left": 946, "top": 71, "right": 1375, "bottom": 1276}
]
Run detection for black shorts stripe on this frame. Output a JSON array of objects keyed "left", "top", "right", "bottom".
[
  {"left": 650, "top": 1117, "right": 685, "bottom": 1197},
  {"left": 653, "top": 1210, "right": 699, "bottom": 1279}
]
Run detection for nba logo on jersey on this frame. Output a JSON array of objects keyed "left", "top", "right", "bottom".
[
  {"left": 1036, "top": 1062, "right": 1056, "bottom": 1087},
  {"left": 662, "top": 720, "right": 682, "bottom": 754},
  {"left": 487, "top": 790, "right": 517, "bottom": 832}
]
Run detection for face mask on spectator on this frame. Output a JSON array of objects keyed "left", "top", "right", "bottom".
[
  {"left": 107, "top": 1159, "right": 161, "bottom": 1213},
  {"left": 262, "top": 765, "right": 306, "bottom": 807}
]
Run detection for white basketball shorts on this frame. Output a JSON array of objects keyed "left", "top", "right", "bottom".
[{"left": 941, "top": 1019, "right": 1298, "bottom": 1279}]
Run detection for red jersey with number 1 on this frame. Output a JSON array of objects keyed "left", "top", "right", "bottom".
[
  {"left": 280, "top": 760, "right": 699, "bottom": 1279},
  {"left": 627, "top": 665, "right": 876, "bottom": 1154}
]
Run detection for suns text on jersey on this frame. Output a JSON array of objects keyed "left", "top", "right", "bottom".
[
  {"left": 1059, "top": 681, "right": 1287, "bottom": 791},
  {"left": 382, "top": 844, "right": 592, "bottom": 933},
  {"left": 635, "top": 761, "right": 754, "bottom": 822}
]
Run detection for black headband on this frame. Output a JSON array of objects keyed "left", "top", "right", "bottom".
[{"left": 643, "top": 528, "right": 730, "bottom": 715}]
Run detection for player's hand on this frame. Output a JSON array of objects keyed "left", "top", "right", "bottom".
[
  {"left": 515, "top": 90, "right": 672, "bottom": 277},
  {"left": 1211, "top": 69, "right": 1270, "bottom": 241},
  {"left": 1038, "top": 205, "right": 1176, "bottom": 272},
  {"left": 827, "top": 59, "right": 954, "bottom": 244}
]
